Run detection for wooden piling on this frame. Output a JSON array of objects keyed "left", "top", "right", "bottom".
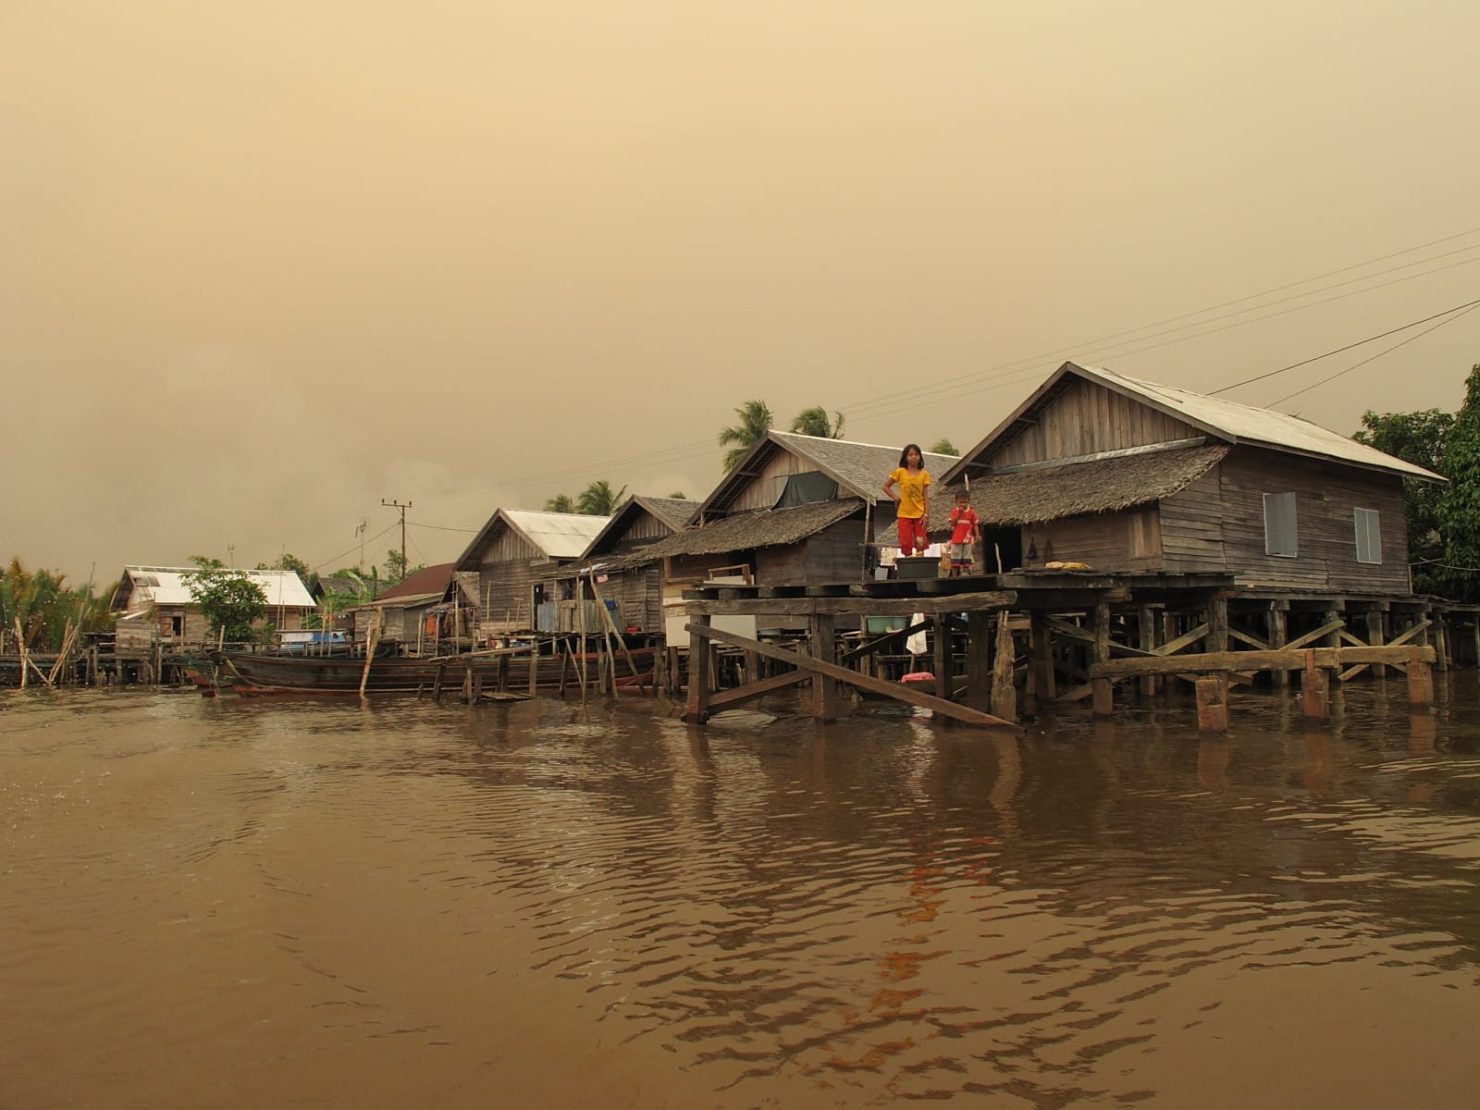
[
  {"left": 1195, "top": 675, "right": 1229, "bottom": 732},
  {"left": 1091, "top": 599, "right": 1113, "bottom": 718},
  {"left": 991, "top": 610, "right": 1017, "bottom": 723},
  {"left": 1137, "top": 605, "right": 1158, "bottom": 698},
  {"left": 1301, "top": 650, "right": 1329, "bottom": 720},
  {"left": 932, "top": 617, "right": 951, "bottom": 703},
  {"left": 1268, "top": 601, "right": 1289, "bottom": 690},
  {"left": 684, "top": 615, "right": 713, "bottom": 723},
  {"left": 1029, "top": 611, "right": 1055, "bottom": 704},
  {"left": 810, "top": 614, "right": 838, "bottom": 721},
  {"left": 965, "top": 610, "right": 992, "bottom": 711},
  {"left": 1407, "top": 646, "right": 1434, "bottom": 709}
]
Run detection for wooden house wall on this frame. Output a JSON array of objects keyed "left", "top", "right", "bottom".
[
  {"left": 666, "top": 552, "right": 752, "bottom": 585},
  {"left": 988, "top": 378, "right": 1199, "bottom": 468},
  {"left": 477, "top": 559, "right": 545, "bottom": 631},
  {"left": 728, "top": 451, "right": 808, "bottom": 512},
  {"left": 598, "top": 565, "right": 663, "bottom": 632},
  {"left": 1158, "top": 468, "right": 1228, "bottom": 573},
  {"left": 1216, "top": 449, "right": 1410, "bottom": 594},
  {"left": 806, "top": 516, "right": 867, "bottom": 581},
  {"left": 617, "top": 512, "right": 673, "bottom": 546},
  {"left": 1020, "top": 510, "right": 1162, "bottom": 573}
]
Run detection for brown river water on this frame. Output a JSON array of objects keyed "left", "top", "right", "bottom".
[{"left": 5, "top": 679, "right": 1480, "bottom": 1109}]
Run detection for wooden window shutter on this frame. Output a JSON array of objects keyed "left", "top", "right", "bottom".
[{"left": 1263, "top": 492, "right": 1298, "bottom": 557}]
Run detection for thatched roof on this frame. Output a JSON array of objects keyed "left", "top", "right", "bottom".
[
  {"left": 954, "top": 445, "right": 1228, "bottom": 526},
  {"left": 619, "top": 498, "right": 864, "bottom": 567}
]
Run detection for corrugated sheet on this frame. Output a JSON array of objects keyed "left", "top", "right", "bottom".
[
  {"left": 501, "top": 509, "right": 609, "bottom": 557},
  {"left": 117, "top": 566, "right": 317, "bottom": 608},
  {"left": 766, "top": 432, "right": 958, "bottom": 502},
  {"left": 1075, "top": 364, "right": 1442, "bottom": 481}
]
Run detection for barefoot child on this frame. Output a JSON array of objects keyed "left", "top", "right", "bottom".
[
  {"left": 882, "top": 444, "right": 932, "bottom": 558},
  {"left": 947, "top": 487, "right": 980, "bottom": 577}
]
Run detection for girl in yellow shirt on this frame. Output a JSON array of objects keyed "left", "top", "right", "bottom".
[{"left": 882, "top": 443, "right": 932, "bottom": 556}]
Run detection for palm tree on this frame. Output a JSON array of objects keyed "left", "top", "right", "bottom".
[
  {"left": 719, "top": 399, "right": 773, "bottom": 471},
  {"left": 577, "top": 480, "right": 626, "bottom": 516},
  {"left": 931, "top": 437, "right": 958, "bottom": 456},
  {"left": 791, "top": 406, "right": 846, "bottom": 439},
  {"left": 544, "top": 493, "right": 576, "bottom": 513}
]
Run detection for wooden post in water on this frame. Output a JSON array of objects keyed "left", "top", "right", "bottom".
[
  {"left": 496, "top": 653, "right": 509, "bottom": 694},
  {"left": 684, "top": 615, "right": 712, "bottom": 723},
  {"left": 991, "top": 610, "right": 1016, "bottom": 724},
  {"left": 1268, "top": 601, "right": 1289, "bottom": 691},
  {"left": 933, "top": 617, "right": 952, "bottom": 702},
  {"left": 1407, "top": 645, "right": 1434, "bottom": 709},
  {"left": 965, "top": 610, "right": 992, "bottom": 712},
  {"left": 1365, "top": 606, "right": 1386, "bottom": 679},
  {"left": 1029, "top": 611, "right": 1055, "bottom": 705},
  {"left": 811, "top": 614, "right": 838, "bottom": 722},
  {"left": 528, "top": 639, "right": 540, "bottom": 695},
  {"left": 1207, "top": 594, "right": 1229, "bottom": 653},
  {"left": 1195, "top": 675, "right": 1229, "bottom": 732},
  {"left": 1137, "top": 605, "right": 1158, "bottom": 698},
  {"left": 1301, "top": 649, "right": 1329, "bottom": 720},
  {"left": 1091, "top": 598, "right": 1113, "bottom": 718}
]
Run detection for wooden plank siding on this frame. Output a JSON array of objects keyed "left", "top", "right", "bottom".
[
  {"left": 1216, "top": 448, "right": 1410, "bottom": 594},
  {"left": 1158, "top": 467, "right": 1228, "bottom": 573},
  {"left": 728, "top": 450, "right": 814, "bottom": 512},
  {"left": 989, "top": 378, "right": 1200, "bottom": 468}
]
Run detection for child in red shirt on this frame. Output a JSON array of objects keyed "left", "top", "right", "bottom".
[{"left": 947, "top": 488, "right": 980, "bottom": 577}]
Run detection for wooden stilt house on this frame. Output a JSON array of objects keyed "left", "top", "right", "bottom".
[
  {"left": 452, "top": 509, "right": 609, "bottom": 637},
  {"left": 109, "top": 566, "right": 317, "bottom": 652},
  {"left": 547, "top": 496, "right": 699, "bottom": 635},
  {"left": 342, "top": 562, "right": 478, "bottom": 653},
  {"left": 623, "top": 432, "right": 959, "bottom": 609},
  {"left": 940, "top": 362, "right": 1443, "bottom": 593}
]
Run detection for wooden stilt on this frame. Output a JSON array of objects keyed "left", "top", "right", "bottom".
[
  {"left": 965, "top": 610, "right": 992, "bottom": 711},
  {"left": 1269, "top": 601, "right": 1289, "bottom": 690},
  {"left": 1302, "top": 650, "right": 1329, "bottom": 719},
  {"left": 810, "top": 614, "right": 838, "bottom": 721},
  {"left": 1030, "top": 611, "right": 1055, "bottom": 705},
  {"left": 528, "top": 639, "right": 541, "bottom": 695},
  {"left": 1207, "top": 594, "right": 1229, "bottom": 653},
  {"left": 1408, "top": 646, "right": 1434, "bottom": 709},
  {"left": 991, "top": 610, "right": 1017, "bottom": 723},
  {"left": 1195, "top": 675, "right": 1229, "bottom": 732},
  {"left": 1137, "top": 605, "right": 1158, "bottom": 698},
  {"left": 1091, "top": 598, "right": 1113, "bottom": 718},
  {"left": 684, "top": 616, "right": 712, "bottom": 723},
  {"left": 932, "top": 617, "right": 952, "bottom": 703},
  {"left": 496, "top": 653, "right": 509, "bottom": 693}
]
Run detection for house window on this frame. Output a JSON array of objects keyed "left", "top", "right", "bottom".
[
  {"left": 1263, "top": 492, "right": 1298, "bottom": 557},
  {"left": 1354, "top": 508, "right": 1382, "bottom": 564}
]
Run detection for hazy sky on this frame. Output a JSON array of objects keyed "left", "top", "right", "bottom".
[{"left": 5, "top": 1, "right": 1479, "bottom": 584}]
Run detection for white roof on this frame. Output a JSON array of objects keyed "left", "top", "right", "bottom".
[
  {"left": 1076, "top": 364, "right": 1443, "bottom": 481},
  {"left": 501, "top": 510, "right": 610, "bottom": 558},
  {"left": 122, "top": 566, "right": 317, "bottom": 608}
]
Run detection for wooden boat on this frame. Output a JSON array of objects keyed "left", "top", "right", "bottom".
[{"left": 212, "top": 644, "right": 656, "bottom": 696}]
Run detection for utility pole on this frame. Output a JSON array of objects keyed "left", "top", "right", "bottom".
[{"left": 382, "top": 499, "right": 412, "bottom": 580}]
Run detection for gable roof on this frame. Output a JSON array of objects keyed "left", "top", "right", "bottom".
[
  {"left": 619, "top": 498, "right": 865, "bottom": 567},
  {"left": 700, "top": 431, "right": 959, "bottom": 517},
  {"left": 111, "top": 566, "right": 317, "bottom": 610},
  {"left": 944, "top": 361, "right": 1443, "bottom": 483},
  {"left": 377, "top": 562, "right": 456, "bottom": 602},
  {"left": 582, "top": 495, "right": 701, "bottom": 557},
  {"left": 954, "top": 444, "right": 1228, "bottom": 527},
  {"left": 454, "top": 508, "right": 610, "bottom": 569}
]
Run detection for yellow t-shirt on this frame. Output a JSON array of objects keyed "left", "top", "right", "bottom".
[{"left": 890, "top": 467, "right": 932, "bottom": 519}]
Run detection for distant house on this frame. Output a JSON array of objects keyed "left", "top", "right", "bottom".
[
  {"left": 941, "top": 362, "right": 1442, "bottom": 593},
  {"left": 629, "top": 431, "right": 959, "bottom": 589},
  {"left": 342, "top": 563, "right": 478, "bottom": 652},
  {"left": 548, "top": 496, "right": 699, "bottom": 635},
  {"left": 109, "top": 565, "right": 317, "bottom": 652},
  {"left": 453, "top": 509, "right": 610, "bottom": 636}
]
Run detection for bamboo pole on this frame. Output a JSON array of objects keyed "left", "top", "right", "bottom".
[{"left": 359, "top": 610, "right": 383, "bottom": 697}]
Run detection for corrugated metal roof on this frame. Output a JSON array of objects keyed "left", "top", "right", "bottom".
[
  {"left": 501, "top": 509, "right": 609, "bottom": 557},
  {"left": 116, "top": 566, "right": 317, "bottom": 608},
  {"left": 1073, "top": 364, "right": 1442, "bottom": 480},
  {"left": 377, "top": 562, "right": 455, "bottom": 601}
]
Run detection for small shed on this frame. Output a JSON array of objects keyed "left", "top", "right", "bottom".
[
  {"left": 342, "top": 563, "right": 477, "bottom": 652},
  {"left": 109, "top": 565, "right": 317, "bottom": 652},
  {"left": 453, "top": 509, "right": 609, "bottom": 636},
  {"left": 941, "top": 361, "right": 1443, "bottom": 592}
]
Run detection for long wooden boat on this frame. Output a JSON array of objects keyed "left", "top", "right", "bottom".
[{"left": 212, "top": 646, "right": 655, "bottom": 696}]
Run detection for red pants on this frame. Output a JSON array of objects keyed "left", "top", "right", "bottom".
[{"left": 897, "top": 515, "right": 927, "bottom": 554}]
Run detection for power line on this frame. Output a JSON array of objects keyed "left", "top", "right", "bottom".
[
  {"left": 1268, "top": 302, "right": 1480, "bottom": 408},
  {"left": 313, "top": 520, "right": 397, "bottom": 573},
  {"left": 1208, "top": 295, "right": 1480, "bottom": 396}
]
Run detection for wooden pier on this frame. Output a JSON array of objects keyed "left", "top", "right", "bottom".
[{"left": 677, "top": 571, "right": 1472, "bottom": 731}]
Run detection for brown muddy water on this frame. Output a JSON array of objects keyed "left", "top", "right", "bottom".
[{"left": 5, "top": 681, "right": 1480, "bottom": 1109}]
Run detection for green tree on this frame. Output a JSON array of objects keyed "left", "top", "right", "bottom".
[
  {"left": 719, "top": 399, "right": 773, "bottom": 471},
  {"left": 183, "top": 556, "right": 268, "bottom": 644},
  {"left": 544, "top": 493, "right": 576, "bottom": 513},
  {"left": 0, "top": 558, "right": 113, "bottom": 651},
  {"left": 384, "top": 549, "right": 407, "bottom": 583},
  {"left": 667, "top": 490, "right": 687, "bottom": 499},
  {"left": 931, "top": 438, "right": 958, "bottom": 456},
  {"left": 1437, "top": 365, "right": 1480, "bottom": 600},
  {"left": 1354, "top": 407, "right": 1452, "bottom": 591},
  {"left": 577, "top": 480, "right": 626, "bottom": 516},
  {"left": 790, "top": 406, "right": 845, "bottom": 439}
]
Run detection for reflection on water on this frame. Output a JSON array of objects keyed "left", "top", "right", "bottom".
[{"left": 5, "top": 678, "right": 1480, "bottom": 1107}]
